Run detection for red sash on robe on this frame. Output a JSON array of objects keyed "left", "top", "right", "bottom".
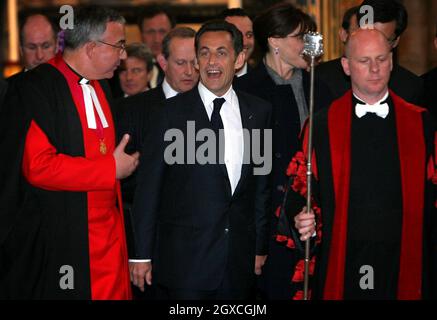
[
  {"left": 44, "top": 55, "right": 132, "bottom": 300},
  {"left": 323, "top": 90, "right": 426, "bottom": 300}
]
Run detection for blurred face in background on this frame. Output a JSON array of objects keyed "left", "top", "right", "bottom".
[
  {"left": 225, "top": 15, "right": 254, "bottom": 62},
  {"left": 21, "top": 15, "right": 58, "bottom": 70},
  {"left": 141, "top": 13, "right": 172, "bottom": 57},
  {"left": 119, "top": 56, "right": 151, "bottom": 96},
  {"left": 158, "top": 37, "right": 199, "bottom": 93}
]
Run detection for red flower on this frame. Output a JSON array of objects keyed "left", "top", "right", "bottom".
[
  {"left": 286, "top": 238, "right": 296, "bottom": 249},
  {"left": 286, "top": 151, "right": 306, "bottom": 176},
  {"left": 274, "top": 206, "right": 281, "bottom": 218},
  {"left": 292, "top": 257, "right": 316, "bottom": 283},
  {"left": 292, "top": 290, "right": 312, "bottom": 300},
  {"left": 275, "top": 235, "right": 296, "bottom": 249},
  {"left": 293, "top": 290, "right": 304, "bottom": 300},
  {"left": 287, "top": 160, "right": 298, "bottom": 177},
  {"left": 276, "top": 235, "right": 288, "bottom": 243}
]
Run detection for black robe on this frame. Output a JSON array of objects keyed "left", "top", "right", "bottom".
[
  {"left": 0, "top": 62, "right": 117, "bottom": 299},
  {"left": 281, "top": 90, "right": 437, "bottom": 299}
]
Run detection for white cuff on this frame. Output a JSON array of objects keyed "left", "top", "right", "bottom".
[{"left": 129, "top": 259, "right": 151, "bottom": 263}]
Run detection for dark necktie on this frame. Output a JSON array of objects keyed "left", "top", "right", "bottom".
[
  {"left": 211, "top": 98, "right": 226, "bottom": 131},
  {"left": 211, "top": 98, "right": 226, "bottom": 164}
]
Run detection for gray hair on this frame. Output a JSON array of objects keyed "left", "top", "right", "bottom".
[{"left": 64, "top": 6, "right": 125, "bottom": 50}]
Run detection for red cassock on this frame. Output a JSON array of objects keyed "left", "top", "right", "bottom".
[{"left": 21, "top": 55, "right": 131, "bottom": 300}]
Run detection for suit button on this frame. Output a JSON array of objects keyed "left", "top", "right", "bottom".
[
  {"left": 277, "top": 185, "right": 285, "bottom": 192},
  {"left": 275, "top": 152, "right": 281, "bottom": 159},
  {"left": 224, "top": 228, "right": 229, "bottom": 234}
]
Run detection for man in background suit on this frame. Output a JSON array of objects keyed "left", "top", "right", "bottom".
[
  {"left": 220, "top": 8, "right": 255, "bottom": 77},
  {"left": 110, "top": 4, "right": 176, "bottom": 98},
  {"left": 317, "top": 0, "right": 424, "bottom": 105},
  {"left": 117, "top": 27, "right": 199, "bottom": 214},
  {"left": 116, "top": 29, "right": 199, "bottom": 282},
  {"left": 7, "top": 12, "right": 58, "bottom": 94},
  {"left": 130, "top": 20, "right": 272, "bottom": 300}
]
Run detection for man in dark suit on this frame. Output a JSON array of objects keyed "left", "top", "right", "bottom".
[
  {"left": 317, "top": 0, "right": 424, "bottom": 105},
  {"left": 220, "top": 8, "right": 254, "bottom": 77},
  {"left": 7, "top": 12, "right": 58, "bottom": 94},
  {"left": 116, "top": 28, "right": 198, "bottom": 204},
  {"left": 130, "top": 20, "right": 272, "bottom": 300},
  {"left": 116, "top": 28, "right": 199, "bottom": 273}
]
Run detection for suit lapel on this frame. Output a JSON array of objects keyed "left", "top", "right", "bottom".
[{"left": 233, "top": 91, "right": 254, "bottom": 197}]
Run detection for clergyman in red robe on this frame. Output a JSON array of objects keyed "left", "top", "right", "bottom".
[
  {"left": 287, "top": 29, "right": 437, "bottom": 300},
  {"left": 0, "top": 6, "right": 139, "bottom": 300}
]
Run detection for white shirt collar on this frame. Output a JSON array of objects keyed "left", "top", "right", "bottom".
[
  {"left": 235, "top": 63, "right": 248, "bottom": 78},
  {"left": 353, "top": 90, "right": 389, "bottom": 105},
  {"left": 162, "top": 77, "right": 180, "bottom": 99},
  {"left": 197, "top": 81, "right": 235, "bottom": 111}
]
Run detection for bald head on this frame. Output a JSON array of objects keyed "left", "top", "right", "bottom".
[
  {"left": 341, "top": 28, "right": 393, "bottom": 104},
  {"left": 20, "top": 14, "right": 58, "bottom": 70},
  {"left": 344, "top": 28, "right": 391, "bottom": 58}
]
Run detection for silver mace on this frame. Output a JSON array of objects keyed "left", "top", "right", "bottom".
[{"left": 302, "top": 32, "right": 324, "bottom": 301}]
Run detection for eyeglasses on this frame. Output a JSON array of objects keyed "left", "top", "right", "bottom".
[{"left": 97, "top": 40, "right": 126, "bottom": 53}]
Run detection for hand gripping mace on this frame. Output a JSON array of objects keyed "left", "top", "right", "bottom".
[{"left": 301, "top": 32, "right": 324, "bottom": 300}]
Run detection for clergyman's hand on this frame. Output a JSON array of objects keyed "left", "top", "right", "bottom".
[{"left": 114, "top": 134, "right": 140, "bottom": 179}]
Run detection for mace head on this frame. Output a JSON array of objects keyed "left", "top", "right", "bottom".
[{"left": 303, "top": 32, "right": 324, "bottom": 58}]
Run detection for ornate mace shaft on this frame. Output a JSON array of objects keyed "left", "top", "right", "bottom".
[{"left": 302, "top": 32, "right": 324, "bottom": 301}]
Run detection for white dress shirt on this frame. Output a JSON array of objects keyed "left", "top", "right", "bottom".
[
  {"left": 235, "top": 62, "right": 248, "bottom": 78},
  {"left": 162, "top": 77, "right": 180, "bottom": 99},
  {"left": 198, "top": 82, "right": 244, "bottom": 195}
]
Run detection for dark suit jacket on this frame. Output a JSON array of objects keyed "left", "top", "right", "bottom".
[
  {"left": 317, "top": 58, "right": 424, "bottom": 105},
  {"left": 116, "top": 85, "right": 166, "bottom": 155},
  {"left": 422, "top": 67, "right": 437, "bottom": 121},
  {"left": 116, "top": 85, "right": 166, "bottom": 259},
  {"left": 116, "top": 85, "right": 166, "bottom": 203},
  {"left": 132, "top": 86, "right": 272, "bottom": 292}
]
